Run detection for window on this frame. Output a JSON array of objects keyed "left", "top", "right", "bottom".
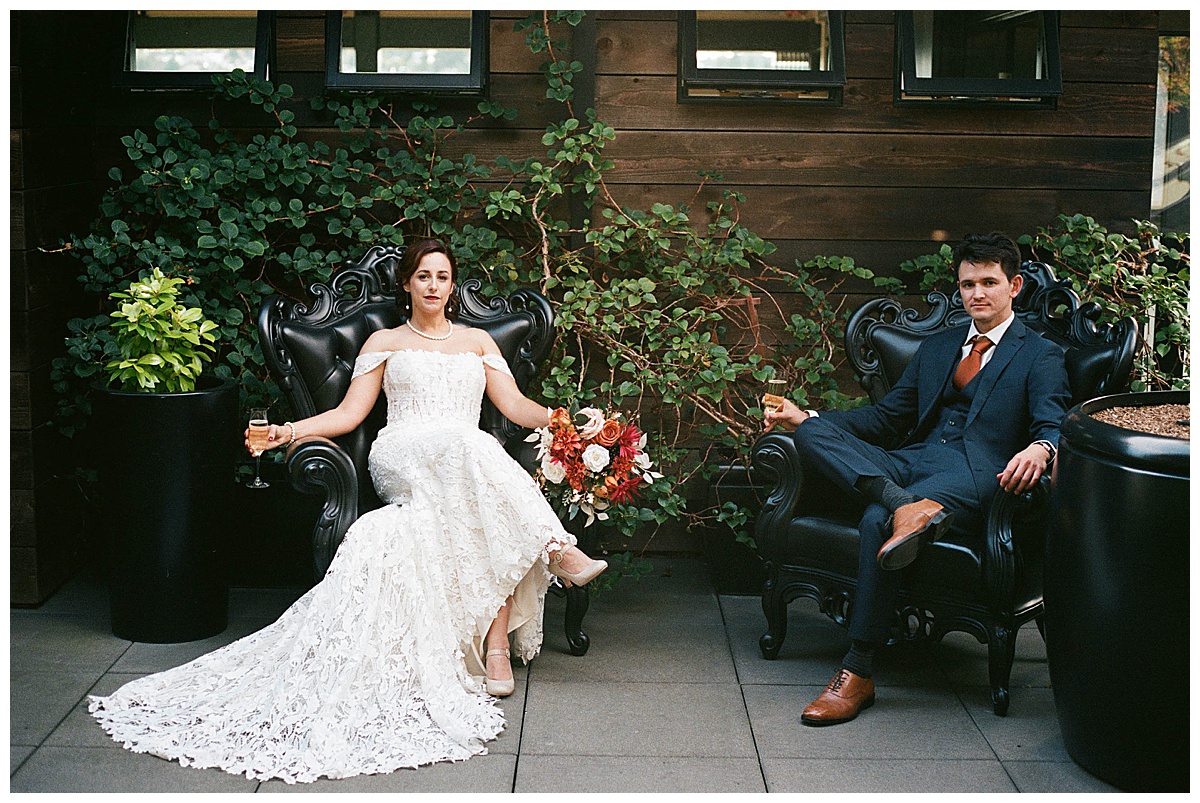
[
  {"left": 895, "top": 11, "right": 1061, "bottom": 105},
  {"left": 115, "top": 10, "right": 272, "bottom": 89},
  {"left": 325, "top": 11, "right": 488, "bottom": 93},
  {"left": 1153, "top": 17, "right": 1189, "bottom": 233},
  {"left": 678, "top": 11, "right": 846, "bottom": 104}
]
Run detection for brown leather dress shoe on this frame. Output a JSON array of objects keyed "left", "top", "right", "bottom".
[
  {"left": 876, "top": 498, "right": 954, "bottom": 571},
  {"left": 801, "top": 668, "right": 875, "bottom": 726}
]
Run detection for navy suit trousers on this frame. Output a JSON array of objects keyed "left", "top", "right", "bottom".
[{"left": 792, "top": 416, "right": 987, "bottom": 643}]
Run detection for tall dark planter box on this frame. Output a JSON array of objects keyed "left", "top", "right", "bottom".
[
  {"left": 702, "top": 463, "right": 767, "bottom": 595},
  {"left": 93, "top": 376, "right": 239, "bottom": 643},
  {"left": 1046, "top": 390, "right": 1190, "bottom": 792}
]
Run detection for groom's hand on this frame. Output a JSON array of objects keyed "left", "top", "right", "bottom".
[
  {"left": 763, "top": 398, "right": 810, "bottom": 433},
  {"left": 997, "top": 443, "right": 1051, "bottom": 494}
]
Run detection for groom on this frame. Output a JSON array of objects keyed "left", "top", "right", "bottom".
[{"left": 763, "top": 232, "right": 1071, "bottom": 725}]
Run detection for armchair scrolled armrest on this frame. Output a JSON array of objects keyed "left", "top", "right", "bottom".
[
  {"left": 979, "top": 473, "right": 1051, "bottom": 716},
  {"left": 750, "top": 432, "right": 807, "bottom": 561},
  {"left": 982, "top": 474, "right": 1051, "bottom": 602},
  {"left": 287, "top": 436, "right": 360, "bottom": 582}
]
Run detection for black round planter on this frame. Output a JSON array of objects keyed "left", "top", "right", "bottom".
[
  {"left": 93, "top": 375, "right": 239, "bottom": 643},
  {"left": 1045, "top": 390, "right": 1190, "bottom": 792}
]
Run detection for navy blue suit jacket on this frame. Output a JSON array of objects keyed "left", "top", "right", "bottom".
[{"left": 819, "top": 317, "right": 1071, "bottom": 503}]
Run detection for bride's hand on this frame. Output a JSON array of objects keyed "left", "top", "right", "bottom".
[{"left": 244, "top": 424, "right": 287, "bottom": 454}]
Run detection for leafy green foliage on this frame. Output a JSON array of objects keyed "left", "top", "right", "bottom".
[
  {"left": 1021, "top": 214, "right": 1190, "bottom": 391},
  {"left": 104, "top": 268, "right": 219, "bottom": 392}
]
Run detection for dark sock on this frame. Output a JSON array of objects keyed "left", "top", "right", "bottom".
[
  {"left": 856, "top": 476, "right": 918, "bottom": 513},
  {"left": 841, "top": 639, "right": 876, "bottom": 679}
]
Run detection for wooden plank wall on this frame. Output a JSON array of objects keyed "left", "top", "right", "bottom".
[
  {"left": 11, "top": 11, "right": 1166, "bottom": 580},
  {"left": 592, "top": 10, "right": 1157, "bottom": 283}
]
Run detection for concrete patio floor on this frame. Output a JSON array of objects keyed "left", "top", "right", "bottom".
[{"left": 10, "top": 556, "right": 1118, "bottom": 793}]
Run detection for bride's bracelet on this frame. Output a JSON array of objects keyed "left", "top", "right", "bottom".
[{"left": 283, "top": 421, "right": 297, "bottom": 446}]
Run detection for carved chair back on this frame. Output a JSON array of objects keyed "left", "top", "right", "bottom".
[{"left": 258, "top": 244, "right": 555, "bottom": 511}]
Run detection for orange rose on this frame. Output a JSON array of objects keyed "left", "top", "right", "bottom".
[
  {"left": 595, "top": 419, "right": 623, "bottom": 446},
  {"left": 550, "top": 407, "right": 572, "bottom": 429}
]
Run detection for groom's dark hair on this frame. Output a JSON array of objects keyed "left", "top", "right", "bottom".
[{"left": 951, "top": 232, "right": 1022, "bottom": 280}]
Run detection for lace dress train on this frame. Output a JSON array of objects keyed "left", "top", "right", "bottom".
[{"left": 89, "top": 349, "right": 574, "bottom": 783}]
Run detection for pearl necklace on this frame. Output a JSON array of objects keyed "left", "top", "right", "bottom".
[{"left": 406, "top": 319, "right": 454, "bottom": 341}]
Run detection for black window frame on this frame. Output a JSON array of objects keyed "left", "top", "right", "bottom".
[
  {"left": 894, "top": 10, "right": 1062, "bottom": 107},
  {"left": 677, "top": 10, "right": 847, "bottom": 105},
  {"left": 113, "top": 10, "right": 273, "bottom": 91},
  {"left": 324, "top": 10, "right": 489, "bottom": 94}
]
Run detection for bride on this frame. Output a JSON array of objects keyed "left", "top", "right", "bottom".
[{"left": 89, "top": 238, "right": 608, "bottom": 783}]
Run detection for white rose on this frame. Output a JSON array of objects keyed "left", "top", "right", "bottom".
[
  {"left": 575, "top": 407, "right": 606, "bottom": 440},
  {"left": 581, "top": 443, "right": 611, "bottom": 472},
  {"left": 541, "top": 459, "right": 567, "bottom": 485}
]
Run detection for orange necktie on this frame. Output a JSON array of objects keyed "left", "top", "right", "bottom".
[{"left": 953, "top": 336, "right": 993, "bottom": 390}]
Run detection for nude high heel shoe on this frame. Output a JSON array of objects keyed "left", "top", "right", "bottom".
[
  {"left": 485, "top": 647, "right": 515, "bottom": 697},
  {"left": 548, "top": 550, "right": 608, "bottom": 587}
]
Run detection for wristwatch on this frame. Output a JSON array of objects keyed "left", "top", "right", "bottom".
[{"left": 1033, "top": 439, "right": 1057, "bottom": 464}]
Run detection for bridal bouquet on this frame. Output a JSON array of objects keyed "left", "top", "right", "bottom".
[{"left": 526, "top": 407, "right": 662, "bottom": 526}]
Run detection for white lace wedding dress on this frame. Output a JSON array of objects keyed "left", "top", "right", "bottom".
[{"left": 89, "top": 349, "right": 575, "bottom": 783}]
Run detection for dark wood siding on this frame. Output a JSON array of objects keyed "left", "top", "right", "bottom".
[{"left": 592, "top": 11, "right": 1157, "bottom": 282}]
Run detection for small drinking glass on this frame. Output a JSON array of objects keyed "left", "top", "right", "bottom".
[
  {"left": 246, "top": 408, "right": 271, "bottom": 489},
  {"left": 763, "top": 378, "right": 788, "bottom": 414}
]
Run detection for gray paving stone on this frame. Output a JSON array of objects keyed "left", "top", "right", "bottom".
[
  {"left": 45, "top": 673, "right": 148, "bottom": 749},
  {"left": 11, "top": 745, "right": 35, "bottom": 776},
  {"left": 721, "top": 596, "right": 949, "bottom": 688},
  {"left": 9, "top": 670, "right": 99, "bottom": 745},
  {"left": 256, "top": 752, "right": 516, "bottom": 793},
  {"left": 228, "top": 586, "right": 309, "bottom": 622},
  {"left": 109, "top": 617, "right": 286, "bottom": 673},
  {"left": 720, "top": 595, "right": 848, "bottom": 685},
  {"left": 1003, "top": 760, "right": 1121, "bottom": 793},
  {"left": 530, "top": 620, "right": 736, "bottom": 684},
  {"left": 936, "top": 625, "right": 1051, "bottom": 689},
  {"left": 521, "top": 680, "right": 755, "bottom": 758},
  {"left": 515, "top": 755, "right": 767, "bottom": 793},
  {"left": 959, "top": 686, "right": 1071, "bottom": 761},
  {"left": 744, "top": 683, "right": 995, "bottom": 760},
  {"left": 761, "top": 758, "right": 1018, "bottom": 793},
  {"left": 10, "top": 611, "right": 129, "bottom": 673},
  {"left": 32, "top": 571, "right": 110, "bottom": 619},
  {"left": 9, "top": 745, "right": 257, "bottom": 793}
]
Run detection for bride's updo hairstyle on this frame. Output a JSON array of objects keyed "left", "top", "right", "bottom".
[{"left": 396, "top": 238, "right": 460, "bottom": 320}]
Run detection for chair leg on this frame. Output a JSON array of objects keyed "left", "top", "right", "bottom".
[
  {"left": 987, "top": 624, "right": 1017, "bottom": 716},
  {"left": 563, "top": 584, "right": 590, "bottom": 656},
  {"left": 1035, "top": 614, "right": 1046, "bottom": 642},
  {"left": 759, "top": 570, "right": 787, "bottom": 660}
]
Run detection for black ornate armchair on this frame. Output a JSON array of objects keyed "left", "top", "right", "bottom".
[
  {"left": 258, "top": 244, "right": 596, "bottom": 655},
  {"left": 751, "top": 261, "right": 1138, "bottom": 715}
]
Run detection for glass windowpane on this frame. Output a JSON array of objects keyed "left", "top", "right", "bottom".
[
  {"left": 129, "top": 10, "right": 257, "bottom": 73},
  {"left": 912, "top": 10, "right": 1048, "bottom": 82},
  {"left": 1152, "top": 35, "right": 1190, "bottom": 216},
  {"left": 695, "top": 10, "right": 832, "bottom": 72},
  {"left": 339, "top": 10, "right": 472, "bottom": 76}
]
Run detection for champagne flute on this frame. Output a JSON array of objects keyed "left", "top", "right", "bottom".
[
  {"left": 246, "top": 408, "right": 271, "bottom": 489},
  {"left": 763, "top": 378, "right": 788, "bottom": 414}
]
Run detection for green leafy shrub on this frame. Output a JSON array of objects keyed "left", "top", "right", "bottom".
[
  {"left": 1021, "top": 214, "right": 1189, "bottom": 391},
  {"left": 105, "top": 267, "right": 219, "bottom": 392}
]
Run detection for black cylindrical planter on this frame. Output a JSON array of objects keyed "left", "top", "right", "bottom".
[
  {"left": 1045, "top": 390, "right": 1190, "bottom": 792},
  {"left": 93, "top": 375, "right": 239, "bottom": 643}
]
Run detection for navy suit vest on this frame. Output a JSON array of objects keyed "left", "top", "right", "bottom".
[{"left": 925, "top": 364, "right": 984, "bottom": 452}]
